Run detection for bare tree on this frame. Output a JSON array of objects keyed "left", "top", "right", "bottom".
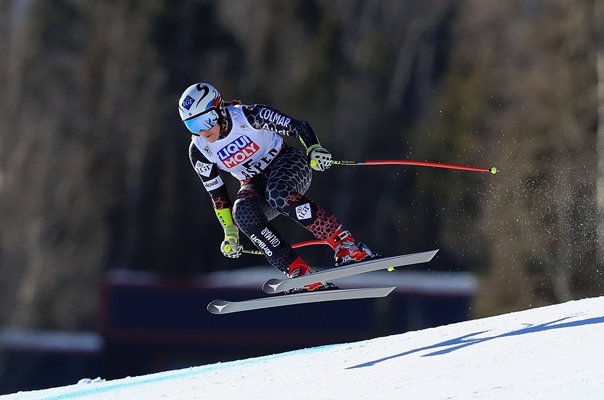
[{"left": 595, "top": 0, "right": 604, "bottom": 263}]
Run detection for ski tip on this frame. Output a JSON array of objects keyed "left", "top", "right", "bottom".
[
  {"left": 207, "top": 300, "right": 229, "bottom": 315},
  {"left": 262, "top": 279, "right": 283, "bottom": 294}
]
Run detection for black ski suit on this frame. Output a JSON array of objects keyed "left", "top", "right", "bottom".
[{"left": 189, "top": 104, "right": 340, "bottom": 273}]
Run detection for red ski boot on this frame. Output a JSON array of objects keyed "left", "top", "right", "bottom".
[
  {"left": 326, "top": 226, "right": 377, "bottom": 266},
  {"left": 286, "top": 257, "right": 337, "bottom": 294}
]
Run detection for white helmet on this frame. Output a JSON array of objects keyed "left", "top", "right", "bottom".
[{"left": 178, "top": 83, "right": 224, "bottom": 134}]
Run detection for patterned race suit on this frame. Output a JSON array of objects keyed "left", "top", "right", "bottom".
[{"left": 189, "top": 104, "right": 341, "bottom": 273}]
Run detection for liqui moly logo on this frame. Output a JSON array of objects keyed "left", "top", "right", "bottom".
[{"left": 217, "top": 136, "right": 259, "bottom": 168}]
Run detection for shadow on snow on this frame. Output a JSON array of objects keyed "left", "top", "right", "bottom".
[{"left": 348, "top": 315, "right": 604, "bottom": 369}]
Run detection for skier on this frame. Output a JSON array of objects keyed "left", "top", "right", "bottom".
[{"left": 178, "top": 82, "right": 375, "bottom": 292}]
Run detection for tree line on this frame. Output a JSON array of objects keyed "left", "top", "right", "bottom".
[{"left": 0, "top": 0, "right": 602, "bottom": 330}]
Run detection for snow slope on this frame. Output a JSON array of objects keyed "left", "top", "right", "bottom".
[{"left": 5, "top": 297, "right": 604, "bottom": 400}]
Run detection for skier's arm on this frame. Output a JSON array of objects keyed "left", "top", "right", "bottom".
[
  {"left": 189, "top": 143, "right": 242, "bottom": 258},
  {"left": 242, "top": 104, "right": 333, "bottom": 171}
]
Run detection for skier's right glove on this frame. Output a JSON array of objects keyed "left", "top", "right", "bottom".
[
  {"left": 307, "top": 144, "right": 333, "bottom": 172},
  {"left": 220, "top": 225, "right": 243, "bottom": 258}
]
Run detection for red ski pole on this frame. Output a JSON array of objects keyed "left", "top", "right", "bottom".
[
  {"left": 242, "top": 159, "right": 496, "bottom": 255},
  {"left": 331, "top": 159, "right": 498, "bottom": 174},
  {"left": 242, "top": 240, "right": 328, "bottom": 255}
]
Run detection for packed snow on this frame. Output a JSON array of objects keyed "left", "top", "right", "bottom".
[{"left": 5, "top": 296, "right": 604, "bottom": 400}]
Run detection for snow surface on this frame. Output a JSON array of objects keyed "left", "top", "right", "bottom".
[{"left": 5, "top": 296, "right": 604, "bottom": 400}]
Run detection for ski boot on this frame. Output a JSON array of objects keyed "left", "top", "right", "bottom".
[
  {"left": 285, "top": 257, "right": 338, "bottom": 294},
  {"left": 327, "top": 226, "right": 378, "bottom": 267}
]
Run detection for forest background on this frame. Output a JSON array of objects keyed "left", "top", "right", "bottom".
[{"left": 1, "top": 0, "right": 604, "bottom": 332}]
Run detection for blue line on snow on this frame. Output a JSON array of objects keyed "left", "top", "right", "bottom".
[{"left": 40, "top": 344, "right": 342, "bottom": 400}]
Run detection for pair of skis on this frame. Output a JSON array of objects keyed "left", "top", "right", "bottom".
[{"left": 207, "top": 249, "right": 438, "bottom": 314}]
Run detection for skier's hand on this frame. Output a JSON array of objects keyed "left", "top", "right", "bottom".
[
  {"left": 307, "top": 144, "right": 333, "bottom": 172},
  {"left": 220, "top": 225, "right": 243, "bottom": 258}
]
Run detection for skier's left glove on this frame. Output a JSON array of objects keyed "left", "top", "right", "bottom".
[
  {"left": 307, "top": 144, "right": 333, "bottom": 171},
  {"left": 220, "top": 225, "right": 243, "bottom": 258}
]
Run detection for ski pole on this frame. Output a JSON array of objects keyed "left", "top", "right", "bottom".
[
  {"left": 242, "top": 240, "right": 328, "bottom": 255},
  {"left": 329, "top": 159, "right": 497, "bottom": 174},
  {"left": 240, "top": 240, "right": 400, "bottom": 272}
]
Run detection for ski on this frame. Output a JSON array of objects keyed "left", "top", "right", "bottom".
[
  {"left": 207, "top": 287, "right": 396, "bottom": 315},
  {"left": 262, "top": 250, "right": 438, "bottom": 294}
]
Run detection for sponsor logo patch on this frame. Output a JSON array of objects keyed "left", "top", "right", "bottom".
[
  {"left": 295, "top": 203, "right": 312, "bottom": 220},
  {"left": 261, "top": 227, "right": 281, "bottom": 247},
  {"left": 194, "top": 161, "right": 213, "bottom": 177},
  {"left": 203, "top": 176, "right": 224, "bottom": 191},
  {"left": 182, "top": 95, "right": 195, "bottom": 110},
  {"left": 260, "top": 108, "right": 291, "bottom": 127},
  {"left": 250, "top": 234, "right": 273, "bottom": 256}
]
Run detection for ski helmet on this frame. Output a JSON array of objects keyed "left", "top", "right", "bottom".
[{"left": 178, "top": 83, "right": 224, "bottom": 135}]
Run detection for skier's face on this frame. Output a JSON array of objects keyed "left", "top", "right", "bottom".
[{"left": 200, "top": 123, "right": 221, "bottom": 142}]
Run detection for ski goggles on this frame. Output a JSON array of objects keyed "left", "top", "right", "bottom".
[{"left": 184, "top": 108, "right": 220, "bottom": 134}]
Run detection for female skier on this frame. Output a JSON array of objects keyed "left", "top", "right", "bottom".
[{"left": 178, "top": 83, "right": 375, "bottom": 292}]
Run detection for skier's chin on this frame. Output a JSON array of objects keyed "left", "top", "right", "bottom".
[{"left": 201, "top": 125, "right": 220, "bottom": 142}]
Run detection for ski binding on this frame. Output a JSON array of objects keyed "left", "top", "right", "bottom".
[{"left": 262, "top": 250, "right": 438, "bottom": 294}]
